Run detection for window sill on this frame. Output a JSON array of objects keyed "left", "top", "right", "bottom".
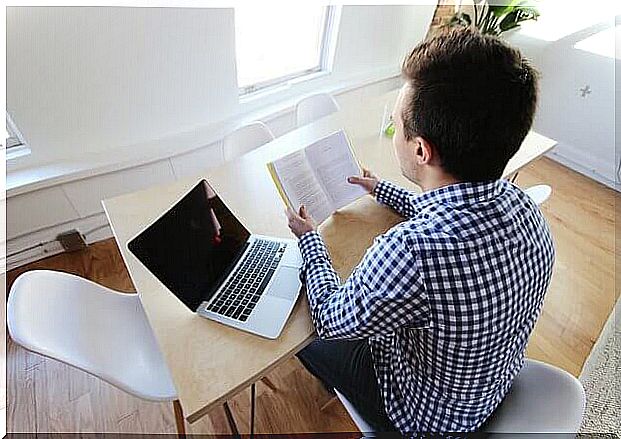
[
  {"left": 6, "top": 145, "right": 31, "bottom": 161},
  {"left": 7, "top": 66, "right": 400, "bottom": 199},
  {"left": 239, "top": 70, "right": 331, "bottom": 104}
]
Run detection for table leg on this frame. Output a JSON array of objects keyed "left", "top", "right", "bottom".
[
  {"left": 223, "top": 401, "right": 240, "bottom": 439},
  {"left": 260, "top": 376, "right": 278, "bottom": 392},
  {"left": 250, "top": 382, "right": 256, "bottom": 438}
]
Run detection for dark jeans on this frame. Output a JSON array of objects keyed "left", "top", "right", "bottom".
[{"left": 296, "top": 338, "right": 397, "bottom": 433}]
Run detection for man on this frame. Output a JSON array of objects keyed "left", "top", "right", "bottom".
[{"left": 285, "top": 27, "right": 555, "bottom": 433}]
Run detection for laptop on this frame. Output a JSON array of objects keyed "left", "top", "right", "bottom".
[{"left": 127, "top": 179, "right": 303, "bottom": 339}]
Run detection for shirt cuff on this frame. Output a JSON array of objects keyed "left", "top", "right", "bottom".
[
  {"left": 374, "top": 179, "right": 401, "bottom": 206},
  {"left": 298, "top": 231, "right": 330, "bottom": 264}
]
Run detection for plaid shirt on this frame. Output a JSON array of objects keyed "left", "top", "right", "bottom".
[{"left": 298, "top": 179, "right": 555, "bottom": 433}]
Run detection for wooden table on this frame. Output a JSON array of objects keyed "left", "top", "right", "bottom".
[{"left": 102, "top": 89, "right": 557, "bottom": 425}]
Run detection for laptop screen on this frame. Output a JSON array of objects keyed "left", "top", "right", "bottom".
[{"left": 127, "top": 179, "right": 251, "bottom": 311}]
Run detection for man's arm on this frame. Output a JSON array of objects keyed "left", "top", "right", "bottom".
[
  {"left": 298, "top": 229, "right": 429, "bottom": 339},
  {"left": 348, "top": 170, "right": 419, "bottom": 218},
  {"left": 374, "top": 179, "right": 419, "bottom": 218}
]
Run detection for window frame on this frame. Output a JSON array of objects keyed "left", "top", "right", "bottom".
[
  {"left": 5, "top": 113, "right": 31, "bottom": 160},
  {"left": 237, "top": 5, "right": 341, "bottom": 96}
]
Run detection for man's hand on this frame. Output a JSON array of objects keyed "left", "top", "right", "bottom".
[
  {"left": 285, "top": 205, "right": 317, "bottom": 238},
  {"left": 347, "top": 168, "right": 380, "bottom": 195}
]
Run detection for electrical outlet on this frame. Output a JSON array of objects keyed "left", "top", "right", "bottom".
[{"left": 57, "top": 229, "right": 87, "bottom": 252}]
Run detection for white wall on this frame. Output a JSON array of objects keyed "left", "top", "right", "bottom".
[
  {"left": 506, "top": 16, "right": 619, "bottom": 190},
  {"left": 7, "top": 5, "right": 435, "bottom": 171},
  {"left": 7, "top": 7, "right": 238, "bottom": 165},
  {"left": 4, "top": 5, "right": 436, "bottom": 270}
]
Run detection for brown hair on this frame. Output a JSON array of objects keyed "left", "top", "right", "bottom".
[{"left": 401, "top": 27, "right": 538, "bottom": 181}]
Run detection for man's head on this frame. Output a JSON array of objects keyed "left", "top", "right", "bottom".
[{"left": 392, "top": 27, "right": 538, "bottom": 187}]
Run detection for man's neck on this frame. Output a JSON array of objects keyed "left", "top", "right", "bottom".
[{"left": 418, "top": 174, "right": 461, "bottom": 192}]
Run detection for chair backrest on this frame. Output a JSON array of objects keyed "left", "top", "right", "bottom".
[
  {"left": 7, "top": 270, "right": 177, "bottom": 401},
  {"left": 483, "top": 359, "right": 585, "bottom": 433},
  {"left": 335, "top": 389, "right": 376, "bottom": 435},
  {"left": 335, "top": 359, "right": 585, "bottom": 435},
  {"left": 222, "top": 121, "right": 274, "bottom": 161},
  {"left": 295, "top": 93, "right": 340, "bottom": 127}
]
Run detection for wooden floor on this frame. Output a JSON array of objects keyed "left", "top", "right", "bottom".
[{"left": 6, "top": 157, "right": 619, "bottom": 434}]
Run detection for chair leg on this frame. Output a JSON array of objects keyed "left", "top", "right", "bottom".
[
  {"left": 320, "top": 395, "right": 338, "bottom": 412},
  {"left": 260, "top": 376, "right": 278, "bottom": 392},
  {"left": 511, "top": 171, "right": 520, "bottom": 183},
  {"left": 250, "top": 382, "right": 256, "bottom": 438},
  {"left": 172, "top": 399, "right": 186, "bottom": 438},
  {"left": 223, "top": 401, "right": 241, "bottom": 439}
]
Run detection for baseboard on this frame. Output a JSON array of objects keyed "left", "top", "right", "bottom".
[
  {"left": 4, "top": 213, "right": 114, "bottom": 272},
  {"left": 546, "top": 150, "right": 620, "bottom": 192}
]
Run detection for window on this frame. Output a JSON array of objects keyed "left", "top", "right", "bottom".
[
  {"left": 234, "top": 5, "right": 340, "bottom": 95},
  {"left": 5, "top": 113, "right": 30, "bottom": 159}
]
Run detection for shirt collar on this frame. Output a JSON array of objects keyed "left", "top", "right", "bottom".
[{"left": 412, "top": 179, "right": 507, "bottom": 211}]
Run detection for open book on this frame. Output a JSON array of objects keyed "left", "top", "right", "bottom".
[{"left": 267, "top": 130, "right": 367, "bottom": 224}]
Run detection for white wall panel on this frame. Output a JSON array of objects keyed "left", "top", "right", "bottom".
[
  {"left": 360, "top": 77, "right": 403, "bottom": 100},
  {"left": 6, "top": 187, "right": 78, "bottom": 239},
  {"left": 7, "top": 7, "right": 237, "bottom": 165},
  {"left": 332, "top": 6, "right": 430, "bottom": 78},
  {"left": 62, "top": 160, "right": 176, "bottom": 217},
  {"left": 508, "top": 23, "right": 617, "bottom": 189},
  {"left": 169, "top": 142, "right": 224, "bottom": 180}
]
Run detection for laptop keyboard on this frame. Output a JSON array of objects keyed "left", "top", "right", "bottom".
[{"left": 205, "top": 239, "right": 286, "bottom": 322}]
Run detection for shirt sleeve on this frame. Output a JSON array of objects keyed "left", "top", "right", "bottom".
[
  {"left": 374, "top": 179, "right": 419, "bottom": 218},
  {"left": 297, "top": 229, "right": 429, "bottom": 340}
]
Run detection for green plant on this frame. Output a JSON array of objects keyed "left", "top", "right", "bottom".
[{"left": 448, "top": 0, "right": 539, "bottom": 36}]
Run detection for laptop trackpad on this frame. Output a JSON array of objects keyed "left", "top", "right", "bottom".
[{"left": 266, "top": 266, "right": 301, "bottom": 301}]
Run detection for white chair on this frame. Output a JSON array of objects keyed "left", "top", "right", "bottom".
[
  {"left": 222, "top": 121, "right": 274, "bottom": 161},
  {"left": 7, "top": 270, "right": 185, "bottom": 434},
  {"left": 335, "top": 359, "right": 585, "bottom": 435},
  {"left": 295, "top": 93, "right": 340, "bottom": 127},
  {"left": 335, "top": 389, "right": 374, "bottom": 435},
  {"left": 524, "top": 184, "right": 552, "bottom": 206},
  {"left": 483, "top": 359, "right": 585, "bottom": 433}
]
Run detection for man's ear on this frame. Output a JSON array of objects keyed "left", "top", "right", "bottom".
[{"left": 414, "top": 136, "right": 434, "bottom": 165}]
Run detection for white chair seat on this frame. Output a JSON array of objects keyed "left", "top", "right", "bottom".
[
  {"left": 7, "top": 270, "right": 177, "bottom": 401},
  {"left": 524, "top": 184, "right": 552, "bottom": 205},
  {"left": 335, "top": 359, "right": 585, "bottom": 434},
  {"left": 484, "top": 359, "right": 585, "bottom": 433}
]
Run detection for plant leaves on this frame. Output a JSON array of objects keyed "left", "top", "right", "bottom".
[
  {"left": 500, "top": 21, "right": 521, "bottom": 32},
  {"left": 498, "top": 7, "right": 537, "bottom": 31},
  {"left": 489, "top": 0, "right": 522, "bottom": 17},
  {"left": 489, "top": 4, "right": 513, "bottom": 18}
]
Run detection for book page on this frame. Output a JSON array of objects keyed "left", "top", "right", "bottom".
[
  {"left": 305, "top": 130, "right": 367, "bottom": 210},
  {"left": 271, "top": 149, "right": 333, "bottom": 223}
]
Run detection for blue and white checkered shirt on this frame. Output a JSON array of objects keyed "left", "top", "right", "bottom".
[{"left": 298, "top": 178, "right": 555, "bottom": 433}]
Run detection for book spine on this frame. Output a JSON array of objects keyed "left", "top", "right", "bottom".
[
  {"left": 266, "top": 162, "right": 292, "bottom": 209},
  {"left": 343, "top": 130, "right": 363, "bottom": 173}
]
